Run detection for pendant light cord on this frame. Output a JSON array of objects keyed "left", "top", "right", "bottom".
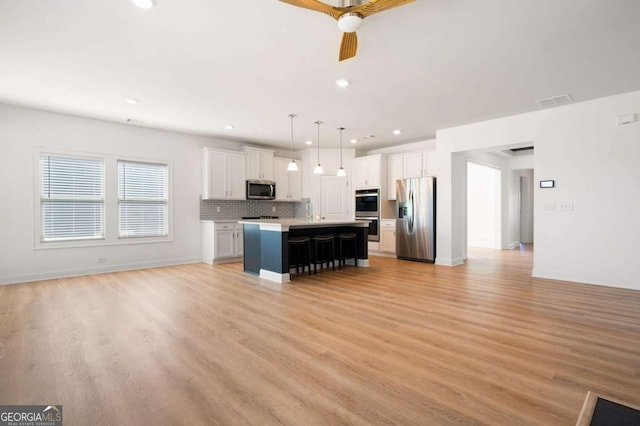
[
  {"left": 338, "top": 127, "right": 344, "bottom": 167},
  {"left": 314, "top": 121, "right": 323, "bottom": 164},
  {"left": 288, "top": 114, "right": 296, "bottom": 161}
]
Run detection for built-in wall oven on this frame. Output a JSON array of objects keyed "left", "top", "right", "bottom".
[{"left": 355, "top": 189, "right": 380, "bottom": 242}]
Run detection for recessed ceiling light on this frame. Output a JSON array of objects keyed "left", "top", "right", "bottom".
[
  {"left": 125, "top": 98, "right": 139, "bottom": 104},
  {"left": 131, "top": 0, "right": 157, "bottom": 8},
  {"left": 305, "top": 140, "right": 313, "bottom": 145},
  {"left": 350, "top": 139, "right": 358, "bottom": 144},
  {"left": 224, "top": 125, "right": 235, "bottom": 130},
  {"left": 335, "top": 79, "right": 350, "bottom": 88},
  {"left": 393, "top": 129, "right": 402, "bottom": 135}
]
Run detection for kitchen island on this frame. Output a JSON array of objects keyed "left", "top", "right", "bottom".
[{"left": 239, "top": 219, "right": 370, "bottom": 283}]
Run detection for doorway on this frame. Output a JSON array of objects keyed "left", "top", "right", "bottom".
[{"left": 467, "top": 161, "right": 502, "bottom": 249}]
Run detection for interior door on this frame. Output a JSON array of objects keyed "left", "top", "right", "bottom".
[{"left": 320, "top": 176, "right": 351, "bottom": 221}]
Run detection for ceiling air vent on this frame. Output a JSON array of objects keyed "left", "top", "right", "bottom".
[{"left": 535, "top": 94, "right": 573, "bottom": 108}]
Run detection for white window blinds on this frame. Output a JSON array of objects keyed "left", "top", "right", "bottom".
[
  {"left": 118, "top": 160, "right": 168, "bottom": 238},
  {"left": 40, "top": 154, "right": 105, "bottom": 242}
]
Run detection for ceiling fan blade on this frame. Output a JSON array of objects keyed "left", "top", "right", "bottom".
[
  {"left": 355, "top": 0, "right": 415, "bottom": 18},
  {"left": 339, "top": 32, "right": 358, "bottom": 62},
  {"left": 278, "top": 0, "right": 341, "bottom": 19}
]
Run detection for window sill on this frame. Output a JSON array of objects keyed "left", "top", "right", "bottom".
[{"left": 35, "top": 235, "right": 174, "bottom": 250}]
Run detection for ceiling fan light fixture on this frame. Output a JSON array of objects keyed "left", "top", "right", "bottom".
[{"left": 337, "top": 13, "right": 364, "bottom": 33}]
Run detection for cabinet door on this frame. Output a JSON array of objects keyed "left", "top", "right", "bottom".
[
  {"left": 261, "top": 152, "right": 274, "bottom": 181},
  {"left": 387, "top": 155, "right": 403, "bottom": 200},
  {"left": 361, "top": 156, "right": 380, "bottom": 188},
  {"left": 235, "top": 227, "right": 244, "bottom": 256},
  {"left": 227, "top": 153, "right": 246, "bottom": 200},
  {"left": 208, "top": 150, "right": 228, "bottom": 199},
  {"left": 245, "top": 151, "right": 261, "bottom": 180},
  {"left": 214, "top": 229, "right": 235, "bottom": 258},
  {"left": 352, "top": 155, "right": 381, "bottom": 188},
  {"left": 288, "top": 167, "right": 302, "bottom": 201},
  {"left": 321, "top": 176, "right": 351, "bottom": 221},
  {"left": 273, "top": 158, "right": 290, "bottom": 200},
  {"left": 422, "top": 152, "right": 435, "bottom": 177},
  {"left": 380, "top": 228, "right": 396, "bottom": 253},
  {"left": 403, "top": 152, "right": 423, "bottom": 178}
]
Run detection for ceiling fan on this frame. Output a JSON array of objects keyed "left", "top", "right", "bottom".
[{"left": 279, "top": 0, "right": 415, "bottom": 61}]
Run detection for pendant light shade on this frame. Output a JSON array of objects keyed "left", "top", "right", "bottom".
[
  {"left": 336, "top": 127, "right": 346, "bottom": 177},
  {"left": 313, "top": 121, "right": 324, "bottom": 175},
  {"left": 287, "top": 114, "right": 298, "bottom": 172}
]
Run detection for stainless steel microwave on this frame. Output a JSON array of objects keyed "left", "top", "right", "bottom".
[{"left": 246, "top": 180, "right": 276, "bottom": 200}]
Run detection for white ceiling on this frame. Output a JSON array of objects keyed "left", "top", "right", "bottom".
[{"left": 1, "top": 0, "right": 639, "bottom": 149}]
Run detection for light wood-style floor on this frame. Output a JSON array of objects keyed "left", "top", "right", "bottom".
[{"left": 1, "top": 247, "right": 640, "bottom": 425}]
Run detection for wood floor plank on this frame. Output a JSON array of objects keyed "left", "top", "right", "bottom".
[{"left": 1, "top": 246, "right": 640, "bottom": 425}]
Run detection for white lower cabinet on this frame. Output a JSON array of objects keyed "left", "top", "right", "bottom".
[
  {"left": 202, "top": 221, "right": 243, "bottom": 264},
  {"left": 380, "top": 219, "right": 396, "bottom": 254}
]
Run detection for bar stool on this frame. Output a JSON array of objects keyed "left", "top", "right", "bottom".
[
  {"left": 336, "top": 232, "right": 358, "bottom": 269},
  {"left": 312, "top": 234, "right": 335, "bottom": 274},
  {"left": 288, "top": 236, "right": 312, "bottom": 276}
]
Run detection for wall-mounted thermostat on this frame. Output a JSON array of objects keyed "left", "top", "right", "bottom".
[{"left": 540, "top": 180, "right": 555, "bottom": 188}]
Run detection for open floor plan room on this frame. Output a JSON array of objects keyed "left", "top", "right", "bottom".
[{"left": 2, "top": 248, "right": 639, "bottom": 425}]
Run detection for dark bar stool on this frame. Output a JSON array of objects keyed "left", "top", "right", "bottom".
[
  {"left": 336, "top": 232, "right": 358, "bottom": 269},
  {"left": 312, "top": 234, "right": 335, "bottom": 274},
  {"left": 288, "top": 236, "right": 312, "bottom": 276}
]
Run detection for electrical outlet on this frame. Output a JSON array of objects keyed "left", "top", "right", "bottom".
[
  {"left": 272, "top": 206, "right": 276, "bottom": 212},
  {"left": 97, "top": 257, "right": 107, "bottom": 264},
  {"left": 544, "top": 202, "right": 557, "bottom": 211},
  {"left": 216, "top": 206, "right": 220, "bottom": 212},
  {"left": 558, "top": 201, "right": 574, "bottom": 211}
]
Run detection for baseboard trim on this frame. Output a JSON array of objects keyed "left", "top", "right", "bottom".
[
  {"left": 532, "top": 268, "right": 639, "bottom": 291},
  {"left": 508, "top": 242, "right": 520, "bottom": 249},
  {"left": 259, "top": 269, "right": 290, "bottom": 283},
  {"left": 0, "top": 257, "right": 201, "bottom": 286},
  {"left": 435, "top": 257, "right": 465, "bottom": 266}
]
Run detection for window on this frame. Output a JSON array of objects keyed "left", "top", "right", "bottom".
[
  {"left": 40, "top": 154, "right": 105, "bottom": 242},
  {"left": 118, "top": 160, "right": 169, "bottom": 238}
]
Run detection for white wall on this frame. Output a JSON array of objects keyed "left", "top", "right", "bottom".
[
  {"left": 0, "top": 103, "right": 243, "bottom": 284},
  {"left": 436, "top": 90, "right": 640, "bottom": 290}
]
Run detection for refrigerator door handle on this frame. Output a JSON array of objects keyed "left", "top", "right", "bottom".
[{"left": 408, "top": 189, "right": 415, "bottom": 233}]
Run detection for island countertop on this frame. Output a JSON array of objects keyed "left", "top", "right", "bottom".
[{"left": 238, "top": 218, "right": 369, "bottom": 232}]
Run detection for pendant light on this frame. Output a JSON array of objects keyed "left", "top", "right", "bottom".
[
  {"left": 336, "top": 127, "right": 346, "bottom": 177},
  {"left": 313, "top": 121, "right": 324, "bottom": 174},
  {"left": 287, "top": 114, "right": 298, "bottom": 172}
]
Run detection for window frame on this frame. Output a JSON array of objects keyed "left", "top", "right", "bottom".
[
  {"left": 38, "top": 152, "right": 106, "bottom": 244},
  {"left": 34, "top": 148, "right": 173, "bottom": 250},
  {"left": 117, "top": 159, "right": 170, "bottom": 239}
]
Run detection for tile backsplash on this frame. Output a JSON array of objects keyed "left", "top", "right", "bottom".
[{"left": 200, "top": 199, "right": 310, "bottom": 220}]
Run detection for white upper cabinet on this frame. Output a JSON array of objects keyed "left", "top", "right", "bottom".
[
  {"left": 202, "top": 148, "right": 246, "bottom": 200},
  {"left": 273, "top": 157, "right": 302, "bottom": 201},
  {"left": 352, "top": 154, "right": 383, "bottom": 189},
  {"left": 386, "top": 151, "right": 437, "bottom": 200},
  {"left": 422, "top": 152, "right": 436, "bottom": 177},
  {"left": 243, "top": 147, "right": 275, "bottom": 181},
  {"left": 403, "top": 152, "right": 423, "bottom": 178}
]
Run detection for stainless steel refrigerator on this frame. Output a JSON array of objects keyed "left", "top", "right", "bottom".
[{"left": 396, "top": 177, "right": 436, "bottom": 262}]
